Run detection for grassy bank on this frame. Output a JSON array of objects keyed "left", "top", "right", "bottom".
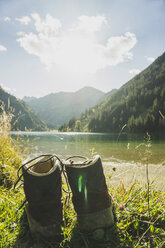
[
  {"left": 0, "top": 111, "right": 165, "bottom": 247},
  {"left": 0, "top": 179, "right": 165, "bottom": 247}
]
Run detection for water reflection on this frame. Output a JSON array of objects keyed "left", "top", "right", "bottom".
[{"left": 10, "top": 131, "right": 165, "bottom": 165}]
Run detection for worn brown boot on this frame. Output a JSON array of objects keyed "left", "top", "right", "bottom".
[
  {"left": 21, "top": 155, "right": 63, "bottom": 239},
  {"left": 65, "top": 155, "right": 114, "bottom": 231}
]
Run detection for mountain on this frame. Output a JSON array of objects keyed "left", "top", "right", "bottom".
[
  {"left": 98, "top": 88, "right": 117, "bottom": 103},
  {"left": 23, "top": 86, "right": 110, "bottom": 128},
  {"left": 23, "top": 96, "right": 37, "bottom": 102},
  {"left": 0, "top": 87, "right": 47, "bottom": 131},
  {"left": 59, "top": 52, "right": 165, "bottom": 133}
]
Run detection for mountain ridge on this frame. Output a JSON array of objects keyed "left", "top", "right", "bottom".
[
  {"left": 59, "top": 52, "right": 165, "bottom": 133},
  {"left": 24, "top": 86, "right": 116, "bottom": 128},
  {"left": 0, "top": 87, "right": 47, "bottom": 131}
]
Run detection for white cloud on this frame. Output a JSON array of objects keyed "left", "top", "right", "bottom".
[
  {"left": 0, "top": 83, "right": 16, "bottom": 95},
  {"left": 17, "top": 14, "right": 137, "bottom": 74},
  {"left": 103, "top": 32, "right": 137, "bottom": 66},
  {"left": 129, "top": 68, "right": 140, "bottom": 76},
  {"left": 0, "top": 45, "right": 7, "bottom": 51},
  {"left": 17, "top": 31, "right": 26, "bottom": 36},
  {"left": 74, "top": 15, "right": 107, "bottom": 33},
  {"left": 3, "top": 16, "right": 11, "bottom": 22},
  {"left": 31, "top": 13, "right": 62, "bottom": 35},
  {"left": 147, "top": 57, "right": 155, "bottom": 63},
  {"left": 15, "top": 16, "right": 31, "bottom": 25}
]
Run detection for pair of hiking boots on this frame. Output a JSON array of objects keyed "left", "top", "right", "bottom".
[{"left": 17, "top": 154, "right": 114, "bottom": 240}]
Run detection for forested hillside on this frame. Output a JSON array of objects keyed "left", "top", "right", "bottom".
[
  {"left": 24, "top": 87, "right": 113, "bottom": 128},
  {"left": 59, "top": 52, "right": 165, "bottom": 133},
  {"left": 0, "top": 87, "right": 47, "bottom": 131}
]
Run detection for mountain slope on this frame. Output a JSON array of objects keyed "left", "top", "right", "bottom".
[
  {"left": 97, "top": 88, "right": 117, "bottom": 103},
  {"left": 0, "top": 87, "right": 47, "bottom": 131},
  {"left": 24, "top": 86, "right": 107, "bottom": 128},
  {"left": 60, "top": 52, "right": 165, "bottom": 133}
]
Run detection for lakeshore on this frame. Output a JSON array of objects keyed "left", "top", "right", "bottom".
[
  {"left": 103, "top": 161, "right": 165, "bottom": 191},
  {"left": 11, "top": 131, "right": 165, "bottom": 191}
]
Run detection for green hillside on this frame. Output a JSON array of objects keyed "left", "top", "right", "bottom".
[
  {"left": 0, "top": 87, "right": 47, "bottom": 131},
  {"left": 24, "top": 87, "right": 111, "bottom": 129},
  {"left": 59, "top": 52, "right": 165, "bottom": 133}
]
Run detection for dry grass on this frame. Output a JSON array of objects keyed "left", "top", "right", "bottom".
[
  {"left": 0, "top": 105, "right": 22, "bottom": 187},
  {"left": 0, "top": 102, "right": 13, "bottom": 133}
]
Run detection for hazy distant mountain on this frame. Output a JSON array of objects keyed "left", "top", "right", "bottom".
[
  {"left": 23, "top": 86, "right": 112, "bottom": 128},
  {"left": 23, "top": 96, "right": 37, "bottom": 102},
  {"left": 98, "top": 88, "right": 117, "bottom": 103},
  {"left": 0, "top": 87, "right": 47, "bottom": 131},
  {"left": 59, "top": 52, "right": 165, "bottom": 133}
]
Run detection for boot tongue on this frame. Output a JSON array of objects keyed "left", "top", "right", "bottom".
[{"left": 30, "top": 156, "right": 53, "bottom": 174}]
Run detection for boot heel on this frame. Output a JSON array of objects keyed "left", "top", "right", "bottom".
[
  {"left": 65, "top": 155, "right": 114, "bottom": 231},
  {"left": 22, "top": 155, "right": 63, "bottom": 239}
]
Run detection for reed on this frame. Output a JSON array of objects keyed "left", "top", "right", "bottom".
[{"left": 0, "top": 105, "right": 22, "bottom": 187}]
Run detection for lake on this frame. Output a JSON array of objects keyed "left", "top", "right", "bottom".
[{"left": 11, "top": 131, "right": 165, "bottom": 189}]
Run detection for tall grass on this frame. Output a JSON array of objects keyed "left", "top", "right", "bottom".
[
  {"left": 0, "top": 105, "right": 22, "bottom": 187},
  {"left": 0, "top": 102, "right": 13, "bottom": 132}
]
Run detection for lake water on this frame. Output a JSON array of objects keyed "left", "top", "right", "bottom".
[
  {"left": 11, "top": 131, "right": 165, "bottom": 189},
  {"left": 11, "top": 131, "right": 165, "bottom": 164}
]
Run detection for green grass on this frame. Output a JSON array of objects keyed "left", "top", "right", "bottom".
[
  {"left": 0, "top": 179, "right": 165, "bottom": 248},
  {"left": 0, "top": 107, "right": 22, "bottom": 187},
  {"left": 0, "top": 133, "right": 22, "bottom": 188}
]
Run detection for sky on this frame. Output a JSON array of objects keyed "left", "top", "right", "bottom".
[{"left": 0, "top": 0, "right": 165, "bottom": 99}]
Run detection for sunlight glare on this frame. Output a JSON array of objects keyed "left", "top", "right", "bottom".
[{"left": 57, "top": 33, "right": 101, "bottom": 74}]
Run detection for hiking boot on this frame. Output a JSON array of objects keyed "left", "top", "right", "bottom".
[
  {"left": 65, "top": 155, "right": 114, "bottom": 231},
  {"left": 22, "top": 155, "right": 63, "bottom": 239}
]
